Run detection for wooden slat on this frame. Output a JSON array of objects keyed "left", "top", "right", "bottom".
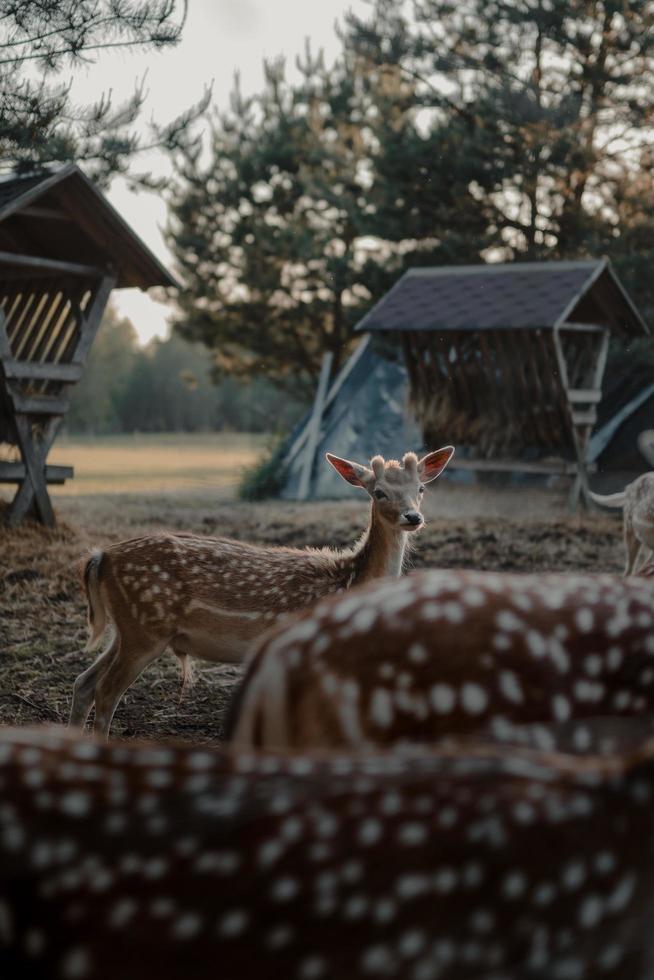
[
  {"left": 28, "top": 290, "right": 67, "bottom": 363},
  {"left": 10, "top": 394, "right": 68, "bottom": 415},
  {"left": 448, "top": 458, "right": 596, "bottom": 475},
  {"left": 6, "top": 290, "right": 37, "bottom": 354},
  {"left": 559, "top": 322, "right": 606, "bottom": 333},
  {"left": 539, "top": 331, "right": 576, "bottom": 449},
  {"left": 0, "top": 286, "right": 25, "bottom": 339},
  {"left": 298, "top": 351, "right": 333, "bottom": 500},
  {"left": 567, "top": 388, "right": 602, "bottom": 404},
  {"left": 571, "top": 410, "right": 597, "bottom": 426},
  {"left": 0, "top": 313, "right": 12, "bottom": 361},
  {"left": 0, "top": 463, "right": 73, "bottom": 484},
  {"left": 530, "top": 330, "right": 557, "bottom": 444},
  {"left": 56, "top": 296, "right": 85, "bottom": 365},
  {"left": 0, "top": 250, "right": 105, "bottom": 278},
  {"left": 495, "top": 330, "right": 528, "bottom": 438},
  {"left": 2, "top": 360, "right": 83, "bottom": 382},
  {"left": 13, "top": 288, "right": 49, "bottom": 360},
  {"left": 40, "top": 295, "right": 74, "bottom": 366},
  {"left": 17, "top": 206, "right": 73, "bottom": 221}
]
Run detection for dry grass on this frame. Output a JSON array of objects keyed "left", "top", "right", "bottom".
[
  {"left": 0, "top": 463, "right": 624, "bottom": 745},
  {"left": 45, "top": 432, "right": 268, "bottom": 495}
]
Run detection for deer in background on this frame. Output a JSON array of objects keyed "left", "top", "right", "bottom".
[
  {"left": 3, "top": 723, "right": 654, "bottom": 979},
  {"left": 228, "top": 568, "right": 654, "bottom": 752},
  {"left": 69, "top": 446, "right": 454, "bottom": 737},
  {"left": 589, "top": 470, "right": 654, "bottom": 575}
]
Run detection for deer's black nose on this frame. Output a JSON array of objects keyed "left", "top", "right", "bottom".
[{"left": 404, "top": 511, "right": 422, "bottom": 526}]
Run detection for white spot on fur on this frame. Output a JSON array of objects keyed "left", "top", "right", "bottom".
[
  {"left": 499, "top": 671, "right": 523, "bottom": 704},
  {"left": 461, "top": 683, "right": 488, "bottom": 715},
  {"left": 430, "top": 684, "right": 456, "bottom": 714},
  {"left": 370, "top": 689, "right": 393, "bottom": 728}
]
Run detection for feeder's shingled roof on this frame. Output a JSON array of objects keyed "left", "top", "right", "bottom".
[
  {"left": 355, "top": 259, "right": 648, "bottom": 336},
  {"left": 0, "top": 164, "right": 177, "bottom": 290}
]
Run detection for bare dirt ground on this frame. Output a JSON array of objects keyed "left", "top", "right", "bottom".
[{"left": 0, "top": 483, "right": 623, "bottom": 745}]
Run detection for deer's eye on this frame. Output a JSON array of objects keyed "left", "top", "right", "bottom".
[
  {"left": 418, "top": 485, "right": 425, "bottom": 494},
  {"left": 374, "top": 489, "right": 387, "bottom": 500}
]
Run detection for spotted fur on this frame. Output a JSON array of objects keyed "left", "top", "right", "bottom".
[
  {"left": 230, "top": 569, "right": 654, "bottom": 751},
  {"left": 2, "top": 725, "right": 654, "bottom": 979}
]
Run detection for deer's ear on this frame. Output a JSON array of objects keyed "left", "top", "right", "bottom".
[
  {"left": 418, "top": 446, "right": 455, "bottom": 483},
  {"left": 326, "top": 453, "right": 370, "bottom": 488}
]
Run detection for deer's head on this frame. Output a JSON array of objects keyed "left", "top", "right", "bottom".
[{"left": 326, "top": 447, "right": 454, "bottom": 531}]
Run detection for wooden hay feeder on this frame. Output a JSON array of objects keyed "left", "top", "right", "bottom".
[
  {"left": 0, "top": 164, "right": 177, "bottom": 526},
  {"left": 355, "top": 260, "right": 649, "bottom": 508}
]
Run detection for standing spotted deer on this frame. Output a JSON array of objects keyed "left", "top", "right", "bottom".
[
  {"left": 70, "top": 447, "right": 454, "bottom": 737},
  {"left": 589, "top": 473, "right": 654, "bottom": 575},
  {"left": 228, "top": 568, "right": 654, "bottom": 751},
  {"left": 4, "top": 724, "right": 654, "bottom": 979}
]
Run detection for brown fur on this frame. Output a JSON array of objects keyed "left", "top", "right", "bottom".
[
  {"left": 230, "top": 568, "right": 654, "bottom": 752},
  {"left": 6, "top": 723, "right": 654, "bottom": 978},
  {"left": 70, "top": 447, "right": 454, "bottom": 737}
]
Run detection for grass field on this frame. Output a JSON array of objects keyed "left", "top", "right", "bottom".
[{"left": 44, "top": 432, "right": 269, "bottom": 496}]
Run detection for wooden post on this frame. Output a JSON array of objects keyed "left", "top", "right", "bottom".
[
  {"left": 0, "top": 273, "right": 116, "bottom": 526},
  {"left": 7, "top": 416, "right": 61, "bottom": 526},
  {"left": 554, "top": 324, "right": 609, "bottom": 512},
  {"left": 297, "top": 352, "right": 333, "bottom": 501}
]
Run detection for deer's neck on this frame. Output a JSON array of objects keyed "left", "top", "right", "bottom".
[{"left": 348, "top": 505, "right": 408, "bottom": 585}]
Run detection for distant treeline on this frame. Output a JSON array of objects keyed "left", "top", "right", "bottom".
[{"left": 66, "top": 307, "right": 308, "bottom": 435}]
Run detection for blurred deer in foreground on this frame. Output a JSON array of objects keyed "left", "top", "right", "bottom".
[
  {"left": 229, "top": 569, "right": 654, "bottom": 752},
  {"left": 69, "top": 447, "right": 454, "bottom": 737},
  {"left": 3, "top": 723, "right": 654, "bottom": 979}
]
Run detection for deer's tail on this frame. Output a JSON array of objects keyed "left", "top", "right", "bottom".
[
  {"left": 588, "top": 490, "right": 626, "bottom": 510},
  {"left": 78, "top": 550, "right": 108, "bottom": 652}
]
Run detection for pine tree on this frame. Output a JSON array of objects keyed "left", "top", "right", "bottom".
[
  {"left": 0, "top": 0, "right": 205, "bottom": 183},
  {"left": 167, "top": 49, "right": 379, "bottom": 393},
  {"left": 344, "top": 0, "right": 654, "bottom": 316}
]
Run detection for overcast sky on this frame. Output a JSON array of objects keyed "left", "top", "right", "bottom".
[{"left": 70, "top": 0, "right": 368, "bottom": 344}]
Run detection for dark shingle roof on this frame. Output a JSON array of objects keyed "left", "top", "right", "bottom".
[
  {"left": 355, "top": 260, "right": 647, "bottom": 336},
  {"left": 0, "top": 172, "right": 47, "bottom": 211},
  {"left": 0, "top": 164, "right": 177, "bottom": 289}
]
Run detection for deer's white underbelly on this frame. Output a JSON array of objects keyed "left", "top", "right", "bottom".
[{"left": 175, "top": 600, "right": 274, "bottom": 663}]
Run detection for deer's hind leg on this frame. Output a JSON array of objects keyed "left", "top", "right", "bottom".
[
  {"left": 93, "top": 630, "right": 169, "bottom": 738},
  {"left": 624, "top": 517, "right": 642, "bottom": 577},
  {"left": 69, "top": 636, "right": 119, "bottom": 729}
]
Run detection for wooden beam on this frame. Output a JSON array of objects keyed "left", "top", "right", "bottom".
[
  {"left": 592, "top": 328, "right": 610, "bottom": 390},
  {"left": 0, "top": 250, "right": 105, "bottom": 278},
  {"left": 567, "top": 388, "right": 602, "bottom": 404},
  {"left": 0, "top": 463, "right": 73, "bottom": 484},
  {"left": 5, "top": 415, "right": 62, "bottom": 526},
  {"left": 1, "top": 360, "right": 83, "bottom": 382},
  {"left": 17, "top": 206, "right": 73, "bottom": 221},
  {"left": 298, "top": 351, "right": 333, "bottom": 500},
  {"left": 448, "top": 458, "right": 595, "bottom": 476},
  {"left": 559, "top": 322, "right": 606, "bottom": 333},
  {"left": 10, "top": 415, "right": 55, "bottom": 525},
  {"left": 69, "top": 274, "right": 116, "bottom": 364},
  {"left": 9, "top": 394, "right": 68, "bottom": 415},
  {"left": 571, "top": 409, "right": 598, "bottom": 426}
]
